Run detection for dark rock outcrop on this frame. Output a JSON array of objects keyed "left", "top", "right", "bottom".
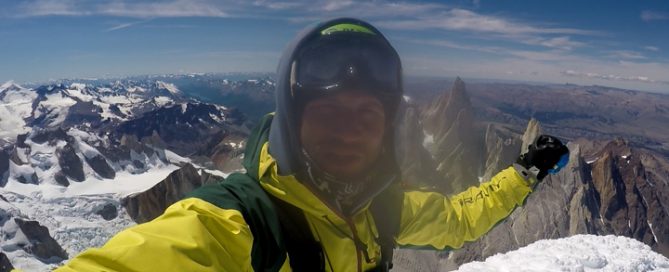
[
  {"left": 8, "top": 145, "right": 38, "bottom": 185},
  {"left": 14, "top": 218, "right": 68, "bottom": 261},
  {"left": 57, "top": 144, "right": 85, "bottom": 182},
  {"left": 94, "top": 203, "right": 118, "bottom": 221},
  {"left": 85, "top": 154, "right": 115, "bottom": 179},
  {"left": 0, "top": 252, "right": 13, "bottom": 272},
  {"left": 54, "top": 172, "right": 70, "bottom": 187},
  {"left": 0, "top": 148, "right": 10, "bottom": 186},
  {"left": 122, "top": 163, "right": 224, "bottom": 223}
]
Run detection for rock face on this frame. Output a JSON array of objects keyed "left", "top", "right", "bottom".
[
  {"left": 396, "top": 103, "right": 439, "bottom": 188},
  {"left": 122, "top": 163, "right": 224, "bottom": 223},
  {"left": 520, "top": 118, "right": 542, "bottom": 154},
  {"left": 85, "top": 155, "right": 115, "bottom": 179},
  {"left": 116, "top": 103, "right": 244, "bottom": 158},
  {"left": 440, "top": 127, "right": 669, "bottom": 269},
  {"left": 481, "top": 123, "right": 523, "bottom": 182},
  {"left": 589, "top": 139, "right": 669, "bottom": 255},
  {"left": 57, "top": 143, "right": 85, "bottom": 182},
  {"left": 13, "top": 218, "right": 68, "bottom": 261},
  {"left": 421, "top": 77, "right": 483, "bottom": 193},
  {"left": 0, "top": 148, "right": 9, "bottom": 186},
  {"left": 0, "top": 252, "right": 13, "bottom": 272},
  {"left": 94, "top": 203, "right": 118, "bottom": 221}
]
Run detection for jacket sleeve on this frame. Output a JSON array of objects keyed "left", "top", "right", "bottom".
[
  {"left": 55, "top": 198, "right": 255, "bottom": 272},
  {"left": 396, "top": 166, "right": 535, "bottom": 250}
]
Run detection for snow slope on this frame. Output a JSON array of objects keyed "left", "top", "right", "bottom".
[
  {"left": 1, "top": 165, "right": 180, "bottom": 271},
  {"left": 0, "top": 82, "right": 36, "bottom": 141},
  {"left": 456, "top": 235, "right": 669, "bottom": 272}
]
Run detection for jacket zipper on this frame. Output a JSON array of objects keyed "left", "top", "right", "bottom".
[
  {"left": 305, "top": 187, "right": 364, "bottom": 272},
  {"left": 345, "top": 218, "right": 364, "bottom": 272}
]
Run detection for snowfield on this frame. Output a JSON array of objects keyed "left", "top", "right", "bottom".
[
  {"left": 1, "top": 166, "right": 180, "bottom": 271},
  {"left": 456, "top": 235, "right": 669, "bottom": 272}
]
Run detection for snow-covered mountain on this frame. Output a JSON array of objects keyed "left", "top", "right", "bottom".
[
  {"left": 0, "top": 78, "right": 249, "bottom": 271},
  {"left": 0, "top": 80, "right": 191, "bottom": 144},
  {"left": 0, "top": 80, "right": 246, "bottom": 187}
]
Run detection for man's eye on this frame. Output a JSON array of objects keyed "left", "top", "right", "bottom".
[
  {"left": 312, "top": 105, "right": 338, "bottom": 115},
  {"left": 359, "top": 108, "right": 383, "bottom": 120}
]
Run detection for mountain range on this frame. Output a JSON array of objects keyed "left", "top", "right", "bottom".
[{"left": 1, "top": 74, "right": 668, "bottom": 271}]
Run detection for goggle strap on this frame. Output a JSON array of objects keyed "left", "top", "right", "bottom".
[{"left": 290, "top": 60, "right": 298, "bottom": 98}]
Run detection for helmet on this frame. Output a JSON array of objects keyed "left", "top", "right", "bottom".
[{"left": 289, "top": 22, "right": 402, "bottom": 105}]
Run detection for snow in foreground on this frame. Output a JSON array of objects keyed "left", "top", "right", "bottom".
[{"left": 457, "top": 234, "right": 669, "bottom": 272}]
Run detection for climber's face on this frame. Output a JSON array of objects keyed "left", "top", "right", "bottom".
[{"left": 300, "top": 90, "right": 386, "bottom": 180}]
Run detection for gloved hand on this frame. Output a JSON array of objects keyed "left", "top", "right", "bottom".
[{"left": 515, "top": 135, "right": 570, "bottom": 181}]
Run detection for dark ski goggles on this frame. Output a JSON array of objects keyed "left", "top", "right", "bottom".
[{"left": 290, "top": 32, "right": 402, "bottom": 98}]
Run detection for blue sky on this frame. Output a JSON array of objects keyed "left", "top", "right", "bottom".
[{"left": 0, "top": 0, "right": 668, "bottom": 92}]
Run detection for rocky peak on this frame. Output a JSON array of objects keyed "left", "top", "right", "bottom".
[
  {"left": 396, "top": 103, "right": 439, "bottom": 188},
  {"left": 421, "top": 77, "right": 483, "bottom": 193},
  {"left": 122, "top": 163, "right": 224, "bottom": 223},
  {"left": 481, "top": 123, "right": 523, "bottom": 182},
  {"left": 422, "top": 77, "right": 472, "bottom": 136},
  {"left": 520, "top": 118, "right": 542, "bottom": 154}
]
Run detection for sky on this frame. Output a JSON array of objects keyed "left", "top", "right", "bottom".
[{"left": 0, "top": 0, "right": 668, "bottom": 93}]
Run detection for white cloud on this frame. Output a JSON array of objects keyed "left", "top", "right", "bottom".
[
  {"left": 251, "top": 0, "right": 303, "bottom": 10},
  {"left": 14, "top": 0, "right": 228, "bottom": 18},
  {"left": 105, "top": 19, "right": 151, "bottom": 32},
  {"left": 16, "top": 0, "right": 88, "bottom": 17},
  {"left": 402, "top": 39, "right": 669, "bottom": 92},
  {"left": 98, "top": 0, "right": 227, "bottom": 18},
  {"left": 377, "top": 8, "right": 598, "bottom": 36},
  {"left": 407, "top": 38, "right": 580, "bottom": 61},
  {"left": 608, "top": 50, "right": 647, "bottom": 60},
  {"left": 641, "top": 10, "right": 669, "bottom": 22},
  {"left": 644, "top": 46, "right": 660, "bottom": 52},
  {"left": 407, "top": 39, "right": 503, "bottom": 54},
  {"left": 561, "top": 70, "right": 668, "bottom": 85},
  {"left": 524, "top": 36, "right": 585, "bottom": 51},
  {"left": 322, "top": 0, "right": 354, "bottom": 12}
]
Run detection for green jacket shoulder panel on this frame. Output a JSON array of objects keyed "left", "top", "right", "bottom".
[
  {"left": 243, "top": 113, "right": 274, "bottom": 179},
  {"left": 186, "top": 172, "right": 286, "bottom": 271}
]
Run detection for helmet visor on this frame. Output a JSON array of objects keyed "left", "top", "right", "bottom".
[{"left": 292, "top": 34, "right": 402, "bottom": 97}]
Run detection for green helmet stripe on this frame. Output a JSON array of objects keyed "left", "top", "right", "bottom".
[{"left": 320, "top": 23, "right": 376, "bottom": 35}]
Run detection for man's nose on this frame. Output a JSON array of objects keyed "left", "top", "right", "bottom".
[{"left": 329, "top": 111, "right": 364, "bottom": 141}]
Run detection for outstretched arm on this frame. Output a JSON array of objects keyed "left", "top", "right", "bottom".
[
  {"left": 396, "top": 135, "right": 569, "bottom": 250},
  {"left": 396, "top": 166, "right": 533, "bottom": 250}
]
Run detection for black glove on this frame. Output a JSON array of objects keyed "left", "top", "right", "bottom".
[{"left": 516, "top": 135, "right": 569, "bottom": 181}]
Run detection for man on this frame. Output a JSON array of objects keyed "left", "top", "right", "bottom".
[{"left": 56, "top": 18, "right": 569, "bottom": 272}]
